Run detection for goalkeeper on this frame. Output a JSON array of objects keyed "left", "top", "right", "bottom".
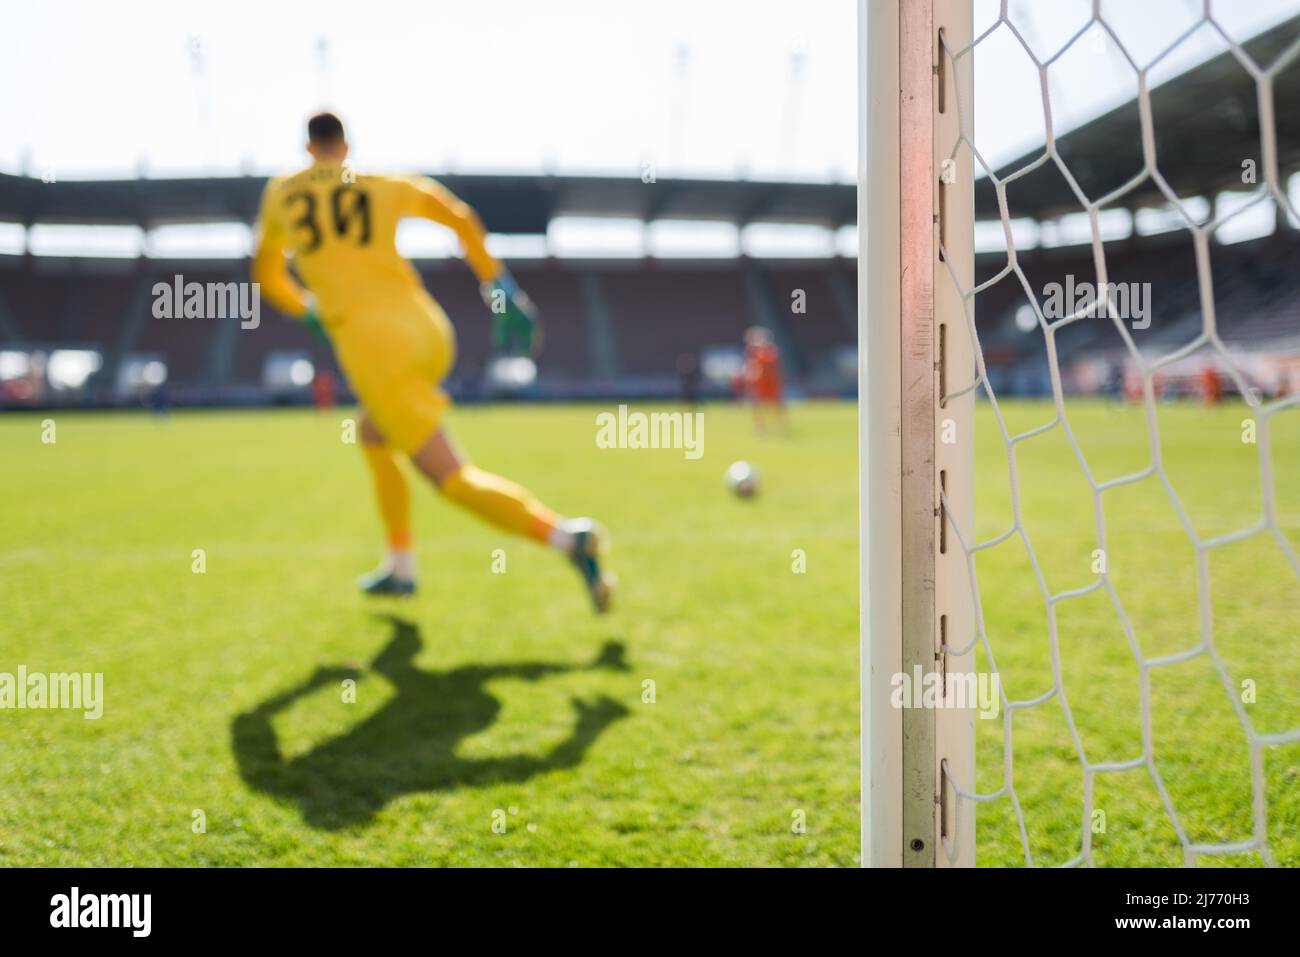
[{"left": 252, "top": 112, "right": 612, "bottom": 611}]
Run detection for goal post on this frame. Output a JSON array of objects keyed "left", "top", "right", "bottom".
[
  {"left": 860, "top": 0, "right": 976, "bottom": 868},
  {"left": 860, "top": 0, "right": 1300, "bottom": 869}
]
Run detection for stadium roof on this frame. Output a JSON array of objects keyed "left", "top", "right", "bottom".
[
  {"left": 977, "top": 12, "right": 1300, "bottom": 221},
  {"left": 0, "top": 170, "right": 857, "bottom": 234}
]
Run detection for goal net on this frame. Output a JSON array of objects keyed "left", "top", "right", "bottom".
[{"left": 860, "top": 0, "right": 1300, "bottom": 867}]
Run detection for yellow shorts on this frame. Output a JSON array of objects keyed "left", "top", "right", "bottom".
[{"left": 330, "top": 293, "right": 457, "bottom": 454}]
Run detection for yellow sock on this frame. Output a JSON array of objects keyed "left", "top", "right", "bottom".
[
  {"left": 439, "top": 464, "right": 559, "bottom": 543},
  {"left": 362, "top": 443, "right": 412, "bottom": 550}
]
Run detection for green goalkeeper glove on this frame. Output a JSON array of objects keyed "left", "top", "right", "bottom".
[
  {"left": 480, "top": 274, "right": 542, "bottom": 357},
  {"left": 301, "top": 306, "right": 330, "bottom": 347}
]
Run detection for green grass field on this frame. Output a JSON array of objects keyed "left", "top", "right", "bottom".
[
  {"left": 0, "top": 398, "right": 1295, "bottom": 866},
  {"left": 969, "top": 399, "right": 1300, "bottom": 866},
  {"left": 0, "top": 401, "right": 858, "bottom": 866}
]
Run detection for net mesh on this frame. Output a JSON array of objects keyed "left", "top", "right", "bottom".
[{"left": 934, "top": 1, "right": 1300, "bottom": 866}]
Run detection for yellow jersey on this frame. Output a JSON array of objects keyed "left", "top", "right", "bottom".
[{"left": 252, "top": 163, "right": 500, "bottom": 328}]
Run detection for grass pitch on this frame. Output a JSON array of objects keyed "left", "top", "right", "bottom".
[
  {"left": 969, "top": 399, "right": 1300, "bottom": 867},
  {"left": 0, "top": 398, "right": 1294, "bottom": 867},
  {"left": 0, "top": 401, "right": 857, "bottom": 866}
]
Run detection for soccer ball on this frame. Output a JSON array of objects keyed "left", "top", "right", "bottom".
[{"left": 726, "top": 461, "right": 760, "bottom": 499}]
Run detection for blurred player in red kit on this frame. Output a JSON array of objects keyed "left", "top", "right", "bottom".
[
  {"left": 738, "top": 326, "right": 786, "bottom": 433},
  {"left": 1198, "top": 364, "right": 1223, "bottom": 405},
  {"left": 312, "top": 368, "right": 337, "bottom": 411}
]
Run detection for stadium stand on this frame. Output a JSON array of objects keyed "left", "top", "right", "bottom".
[{"left": 1, "top": 12, "right": 1298, "bottom": 408}]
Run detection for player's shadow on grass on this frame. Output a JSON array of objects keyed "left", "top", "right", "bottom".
[{"left": 231, "top": 615, "right": 630, "bottom": 830}]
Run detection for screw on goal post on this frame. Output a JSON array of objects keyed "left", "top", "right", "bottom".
[{"left": 861, "top": 0, "right": 975, "bottom": 867}]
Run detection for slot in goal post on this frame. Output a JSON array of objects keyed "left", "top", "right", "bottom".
[{"left": 859, "top": 0, "right": 1300, "bottom": 868}]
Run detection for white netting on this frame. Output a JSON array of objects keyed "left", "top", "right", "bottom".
[{"left": 935, "top": 1, "right": 1300, "bottom": 866}]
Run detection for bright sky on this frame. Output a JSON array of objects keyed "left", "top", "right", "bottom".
[
  {"left": 3, "top": 0, "right": 1296, "bottom": 181},
  {"left": 0, "top": 0, "right": 860, "bottom": 181},
  {"left": 0, "top": 0, "right": 1296, "bottom": 256}
]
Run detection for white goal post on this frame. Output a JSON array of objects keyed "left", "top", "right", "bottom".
[
  {"left": 860, "top": 0, "right": 976, "bottom": 868},
  {"left": 859, "top": 0, "right": 1300, "bottom": 868}
]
